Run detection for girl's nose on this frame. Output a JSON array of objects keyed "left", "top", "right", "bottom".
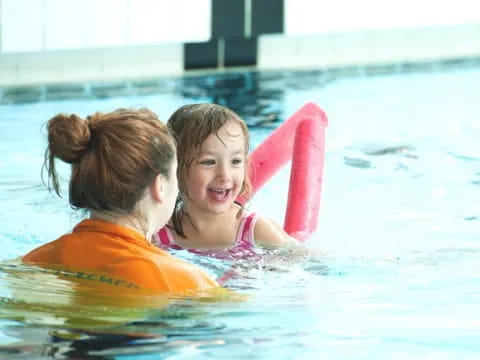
[{"left": 216, "top": 164, "right": 231, "bottom": 181}]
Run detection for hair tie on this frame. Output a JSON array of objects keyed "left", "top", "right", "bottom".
[{"left": 86, "top": 113, "right": 100, "bottom": 131}]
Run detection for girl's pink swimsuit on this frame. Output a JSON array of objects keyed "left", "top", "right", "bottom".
[{"left": 154, "top": 213, "right": 260, "bottom": 260}]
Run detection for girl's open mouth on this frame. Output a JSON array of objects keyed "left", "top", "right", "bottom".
[{"left": 208, "top": 187, "right": 231, "bottom": 202}]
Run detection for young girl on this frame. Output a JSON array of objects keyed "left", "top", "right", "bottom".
[
  {"left": 22, "top": 108, "right": 218, "bottom": 294},
  {"left": 154, "top": 104, "right": 298, "bottom": 260}
]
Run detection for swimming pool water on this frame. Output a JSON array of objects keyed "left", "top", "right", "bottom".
[{"left": 1, "top": 62, "right": 480, "bottom": 359}]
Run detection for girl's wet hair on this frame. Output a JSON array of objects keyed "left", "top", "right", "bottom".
[
  {"left": 167, "top": 103, "right": 252, "bottom": 237},
  {"left": 44, "top": 108, "right": 175, "bottom": 214}
]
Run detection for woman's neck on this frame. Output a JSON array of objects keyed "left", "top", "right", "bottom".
[{"left": 90, "top": 211, "right": 153, "bottom": 241}]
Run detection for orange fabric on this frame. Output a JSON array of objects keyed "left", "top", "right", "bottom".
[{"left": 22, "top": 219, "right": 218, "bottom": 294}]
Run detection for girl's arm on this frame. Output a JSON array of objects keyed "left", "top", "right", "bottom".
[
  {"left": 253, "top": 216, "right": 297, "bottom": 249},
  {"left": 254, "top": 216, "right": 320, "bottom": 265}
]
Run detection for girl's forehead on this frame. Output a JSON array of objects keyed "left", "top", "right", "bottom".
[
  {"left": 219, "top": 120, "right": 244, "bottom": 134},
  {"left": 214, "top": 122, "right": 245, "bottom": 139},
  {"left": 200, "top": 123, "right": 246, "bottom": 151}
]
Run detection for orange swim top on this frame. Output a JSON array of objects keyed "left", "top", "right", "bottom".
[{"left": 22, "top": 219, "right": 218, "bottom": 294}]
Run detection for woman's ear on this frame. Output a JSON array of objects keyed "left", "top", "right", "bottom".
[{"left": 151, "top": 174, "right": 165, "bottom": 204}]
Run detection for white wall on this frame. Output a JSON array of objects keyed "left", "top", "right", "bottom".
[
  {"left": 258, "top": 24, "right": 480, "bottom": 70},
  {"left": 5, "top": 0, "right": 480, "bottom": 54},
  {"left": 258, "top": 0, "right": 480, "bottom": 70},
  {"left": 1, "top": 0, "right": 211, "bottom": 53},
  {"left": 285, "top": 0, "right": 480, "bottom": 35},
  {"left": 1, "top": 0, "right": 480, "bottom": 86}
]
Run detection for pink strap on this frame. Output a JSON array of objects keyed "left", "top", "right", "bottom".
[
  {"left": 242, "top": 215, "right": 254, "bottom": 238},
  {"left": 236, "top": 212, "right": 258, "bottom": 245},
  {"left": 156, "top": 227, "right": 172, "bottom": 246}
]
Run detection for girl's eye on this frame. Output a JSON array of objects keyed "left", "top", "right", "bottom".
[
  {"left": 232, "top": 158, "right": 243, "bottom": 165},
  {"left": 199, "top": 159, "right": 215, "bottom": 165}
]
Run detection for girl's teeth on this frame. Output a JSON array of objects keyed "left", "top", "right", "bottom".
[
  {"left": 210, "top": 188, "right": 226, "bottom": 194},
  {"left": 208, "top": 188, "right": 229, "bottom": 201}
]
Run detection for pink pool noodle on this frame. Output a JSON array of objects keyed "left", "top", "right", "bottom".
[
  {"left": 238, "top": 102, "right": 328, "bottom": 203},
  {"left": 236, "top": 102, "right": 328, "bottom": 242},
  {"left": 284, "top": 116, "right": 328, "bottom": 241}
]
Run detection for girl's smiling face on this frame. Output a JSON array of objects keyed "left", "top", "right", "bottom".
[{"left": 184, "top": 121, "right": 246, "bottom": 215}]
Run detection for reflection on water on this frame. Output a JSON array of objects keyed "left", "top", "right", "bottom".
[
  {"left": 0, "top": 319, "right": 227, "bottom": 359},
  {"left": 0, "top": 255, "right": 320, "bottom": 359},
  {"left": 1, "top": 248, "right": 480, "bottom": 359},
  {"left": 180, "top": 72, "right": 284, "bottom": 128},
  {"left": 0, "top": 259, "right": 239, "bottom": 359}
]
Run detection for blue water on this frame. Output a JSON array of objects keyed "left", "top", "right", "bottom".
[{"left": 1, "top": 64, "right": 480, "bottom": 359}]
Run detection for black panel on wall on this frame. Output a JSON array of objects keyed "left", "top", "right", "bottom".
[
  {"left": 252, "top": 0, "right": 284, "bottom": 36},
  {"left": 184, "top": 0, "right": 284, "bottom": 70},
  {"left": 212, "top": 0, "right": 245, "bottom": 37},
  {"left": 224, "top": 37, "right": 257, "bottom": 67},
  {"left": 184, "top": 41, "right": 218, "bottom": 70}
]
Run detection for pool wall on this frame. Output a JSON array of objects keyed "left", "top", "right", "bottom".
[{"left": 1, "top": 0, "right": 480, "bottom": 87}]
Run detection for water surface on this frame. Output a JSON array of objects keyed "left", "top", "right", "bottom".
[{"left": 1, "top": 63, "right": 479, "bottom": 359}]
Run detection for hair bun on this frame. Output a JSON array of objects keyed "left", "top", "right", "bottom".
[{"left": 47, "top": 113, "right": 91, "bottom": 164}]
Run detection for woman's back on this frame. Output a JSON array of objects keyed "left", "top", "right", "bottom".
[{"left": 23, "top": 219, "right": 217, "bottom": 294}]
